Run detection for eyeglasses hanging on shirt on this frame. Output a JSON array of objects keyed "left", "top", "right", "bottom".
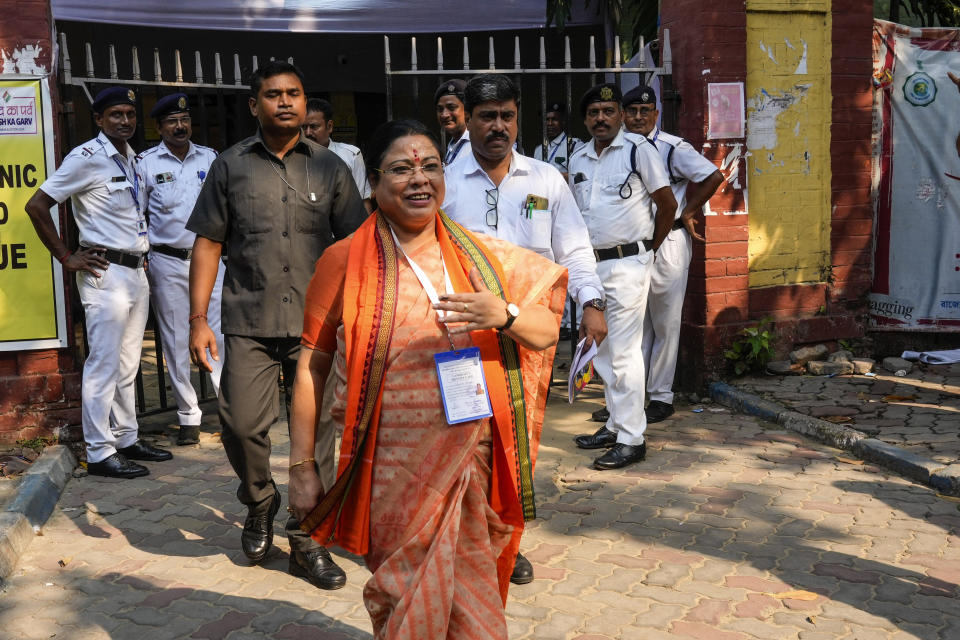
[{"left": 485, "top": 187, "right": 499, "bottom": 228}]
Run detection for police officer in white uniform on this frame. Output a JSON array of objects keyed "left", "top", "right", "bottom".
[
  {"left": 533, "top": 102, "right": 584, "bottom": 177},
  {"left": 302, "top": 98, "right": 373, "bottom": 213},
  {"left": 443, "top": 73, "right": 608, "bottom": 586},
  {"left": 435, "top": 79, "right": 471, "bottom": 164},
  {"left": 24, "top": 86, "right": 173, "bottom": 478},
  {"left": 138, "top": 93, "right": 225, "bottom": 445},
  {"left": 623, "top": 85, "right": 723, "bottom": 423},
  {"left": 568, "top": 84, "right": 677, "bottom": 470}
]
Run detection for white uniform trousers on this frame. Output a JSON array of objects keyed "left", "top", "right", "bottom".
[
  {"left": 77, "top": 264, "right": 150, "bottom": 463},
  {"left": 642, "top": 227, "right": 692, "bottom": 405},
  {"left": 147, "top": 251, "right": 225, "bottom": 426},
  {"left": 592, "top": 251, "right": 653, "bottom": 446}
]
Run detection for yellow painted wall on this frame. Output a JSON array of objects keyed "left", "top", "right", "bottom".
[{"left": 745, "top": 0, "right": 832, "bottom": 287}]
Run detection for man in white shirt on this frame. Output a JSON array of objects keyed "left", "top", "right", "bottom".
[
  {"left": 568, "top": 84, "right": 677, "bottom": 470},
  {"left": 623, "top": 85, "right": 723, "bottom": 423},
  {"left": 443, "top": 73, "right": 607, "bottom": 586},
  {"left": 435, "top": 79, "right": 471, "bottom": 164},
  {"left": 302, "top": 98, "right": 373, "bottom": 212},
  {"left": 24, "top": 86, "right": 173, "bottom": 478},
  {"left": 533, "top": 102, "right": 584, "bottom": 177},
  {"left": 138, "top": 93, "right": 224, "bottom": 446}
]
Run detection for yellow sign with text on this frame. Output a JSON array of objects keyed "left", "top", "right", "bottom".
[{"left": 0, "top": 77, "right": 67, "bottom": 350}]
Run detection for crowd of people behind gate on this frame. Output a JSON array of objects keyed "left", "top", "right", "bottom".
[{"left": 22, "top": 59, "right": 723, "bottom": 639}]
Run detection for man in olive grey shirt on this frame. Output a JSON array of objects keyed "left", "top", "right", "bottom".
[{"left": 187, "top": 61, "right": 367, "bottom": 590}]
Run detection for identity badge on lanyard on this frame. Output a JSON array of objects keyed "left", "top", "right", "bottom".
[
  {"left": 389, "top": 227, "right": 494, "bottom": 425},
  {"left": 112, "top": 155, "right": 146, "bottom": 236}
]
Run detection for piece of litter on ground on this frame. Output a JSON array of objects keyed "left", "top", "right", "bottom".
[
  {"left": 692, "top": 408, "right": 704, "bottom": 413},
  {"left": 883, "top": 394, "right": 918, "bottom": 402},
  {"left": 827, "top": 373, "right": 838, "bottom": 378},
  {"left": 823, "top": 416, "right": 853, "bottom": 424},
  {"left": 60, "top": 507, "right": 78, "bottom": 512},
  {"left": 864, "top": 372, "right": 877, "bottom": 377},
  {"left": 708, "top": 407, "right": 727, "bottom": 413},
  {"left": 44, "top": 583, "right": 53, "bottom": 587}
]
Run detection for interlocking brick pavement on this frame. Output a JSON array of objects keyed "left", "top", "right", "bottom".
[
  {"left": 733, "top": 363, "right": 960, "bottom": 466},
  {"left": 0, "top": 384, "right": 958, "bottom": 639}
]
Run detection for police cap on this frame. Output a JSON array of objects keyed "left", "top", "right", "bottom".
[
  {"left": 546, "top": 102, "right": 567, "bottom": 115},
  {"left": 623, "top": 85, "right": 657, "bottom": 107},
  {"left": 150, "top": 93, "right": 190, "bottom": 120},
  {"left": 434, "top": 79, "right": 466, "bottom": 105},
  {"left": 580, "top": 83, "right": 622, "bottom": 117},
  {"left": 92, "top": 86, "right": 137, "bottom": 114}
]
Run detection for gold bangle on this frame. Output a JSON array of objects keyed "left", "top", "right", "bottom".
[{"left": 289, "top": 457, "right": 316, "bottom": 471}]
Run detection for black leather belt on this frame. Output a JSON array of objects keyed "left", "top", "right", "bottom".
[
  {"left": 88, "top": 248, "right": 146, "bottom": 269},
  {"left": 594, "top": 239, "right": 653, "bottom": 262},
  {"left": 151, "top": 244, "right": 193, "bottom": 260},
  {"left": 672, "top": 219, "right": 684, "bottom": 230}
]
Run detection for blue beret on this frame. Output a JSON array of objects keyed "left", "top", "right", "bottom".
[
  {"left": 92, "top": 86, "right": 136, "bottom": 114},
  {"left": 434, "top": 79, "right": 466, "bottom": 105},
  {"left": 579, "top": 83, "right": 622, "bottom": 117},
  {"left": 623, "top": 85, "right": 657, "bottom": 107},
  {"left": 150, "top": 93, "right": 190, "bottom": 119}
]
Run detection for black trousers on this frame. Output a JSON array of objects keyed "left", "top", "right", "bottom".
[{"left": 219, "top": 334, "right": 335, "bottom": 552}]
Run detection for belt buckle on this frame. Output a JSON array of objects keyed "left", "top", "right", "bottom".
[{"left": 616, "top": 245, "right": 624, "bottom": 259}]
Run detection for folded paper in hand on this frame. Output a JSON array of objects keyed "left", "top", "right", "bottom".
[{"left": 568, "top": 337, "right": 598, "bottom": 403}]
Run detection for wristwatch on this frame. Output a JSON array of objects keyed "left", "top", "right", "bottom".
[
  {"left": 583, "top": 298, "right": 606, "bottom": 312},
  {"left": 498, "top": 302, "right": 520, "bottom": 331}
]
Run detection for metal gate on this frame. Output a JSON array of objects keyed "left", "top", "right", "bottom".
[{"left": 56, "top": 33, "right": 284, "bottom": 416}]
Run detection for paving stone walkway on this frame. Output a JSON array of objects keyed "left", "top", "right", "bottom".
[
  {"left": 0, "top": 385, "right": 958, "bottom": 639},
  {"left": 732, "top": 363, "right": 960, "bottom": 466}
]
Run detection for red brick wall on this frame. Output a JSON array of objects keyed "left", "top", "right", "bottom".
[
  {"left": 0, "top": 0, "right": 82, "bottom": 444},
  {"left": 664, "top": 0, "right": 875, "bottom": 389}
]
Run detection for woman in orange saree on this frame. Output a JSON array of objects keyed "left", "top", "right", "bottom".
[{"left": 287, "top": 120, "right": 567, "bottom": 639}]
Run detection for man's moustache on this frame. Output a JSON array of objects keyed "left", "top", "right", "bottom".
[{"left": 486, "top": 133, "right": 509, "bottom": 142}]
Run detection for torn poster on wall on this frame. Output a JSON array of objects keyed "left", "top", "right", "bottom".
[{"left": 872, "top": 19, "right": 960, "bottom": 331}]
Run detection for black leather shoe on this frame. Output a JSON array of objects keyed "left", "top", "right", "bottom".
[
  {"left": 87, "top": 452, "right": 149, "bottom": 479},
  {"left": 177, "top": 425, "right": 200, "bottom": 446},
  {"left": 289, "top": 547, "right": 347, "bottom": 590},
  {"left": 574, "top": 425, "right": 617, "bottom": 450},
  {"left": 117, "top": 440, "right": 173, "bottom": 461},
  {"left": 591, "top": 406, "right": 610, "bottom": 423},
  {"left": 242, "top": 484, "right": 281, "bottom": 564},
  {"left": 593, "top": 443, "right": 647, "bottom": 470},
  {"left": 646, "top": 401, "right": 675, "bottom": 424},
  {"left": 510, "top": 552, "right": 534, "bottom": 585}
]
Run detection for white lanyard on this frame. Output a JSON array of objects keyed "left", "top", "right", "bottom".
[
  {"left": 389, "top": 226, "right": 458, "bottom": 349},
  {"left": 547, "top": 133, "right": 566, "bottom": 163}
]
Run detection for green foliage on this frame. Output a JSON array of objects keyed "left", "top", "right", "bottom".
[
  {"left": 878, "top": 0, "right": 960, "bottom": 26},
  {"left": 16, "top": 436, "right": 54, "bottom": 454},
  {"left": 724, "top": 317, "right": 776, "bottom": 376},
  {"left": 838, "top": 338, "right": 852, "bottom": 352},
  {"left": 546, "top": 0, "right": 658, "bottom": 60}
]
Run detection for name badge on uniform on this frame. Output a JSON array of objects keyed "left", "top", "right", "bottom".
[
  {"left": 434, "top": 347, "right": 493, "bottom": 425},
  {"left": 137, "top": 218, "right": 148, "bottom": 236},
  {"left": 155, "top": 172, "right": 175, "bottom": 184}
]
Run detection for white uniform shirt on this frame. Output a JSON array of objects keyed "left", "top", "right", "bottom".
[
  {"left": 138, "top": 140, "right": 217, "bottom": 249},
  {"left": 533, "top": 132, "right": 584, "bottom": 173},
  {"left": 647, "top": 127, "right": 718, "bottom": 217},
  {"left": 328, "top": 140, "right": 371, "bottom": 199},
  {"left": 40, "top": 131, "right": 148, "bottom": 253},
  {"left": 444, "top": 129, "right": 471, "bottom": 165},
  {"left": 567, "top": 129, "right": 670, "bottom": 249},
  {"left": 443, "top": 148, "right": 603, "bottom": 306}
]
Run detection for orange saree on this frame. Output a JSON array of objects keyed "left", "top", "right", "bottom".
[{"left": 300, "top": 211, "right": 566, "bottom": 639}]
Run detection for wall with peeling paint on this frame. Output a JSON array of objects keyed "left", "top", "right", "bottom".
[{"left": 746, "top": 0, "right": 833, "bottom": 287}]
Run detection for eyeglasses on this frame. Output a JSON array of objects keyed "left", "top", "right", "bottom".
[
  {"left": 374, "top": 162, "right": 444, "bottom": 182},
  {"left": 161, "top": 115, "right": 192, "bottom": 126},
  {"left": 486, "top": 187, "right": 499, "bottom": 228},
  {"left": 625, "top": 106, "right": 656, "bottom": 117}
]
